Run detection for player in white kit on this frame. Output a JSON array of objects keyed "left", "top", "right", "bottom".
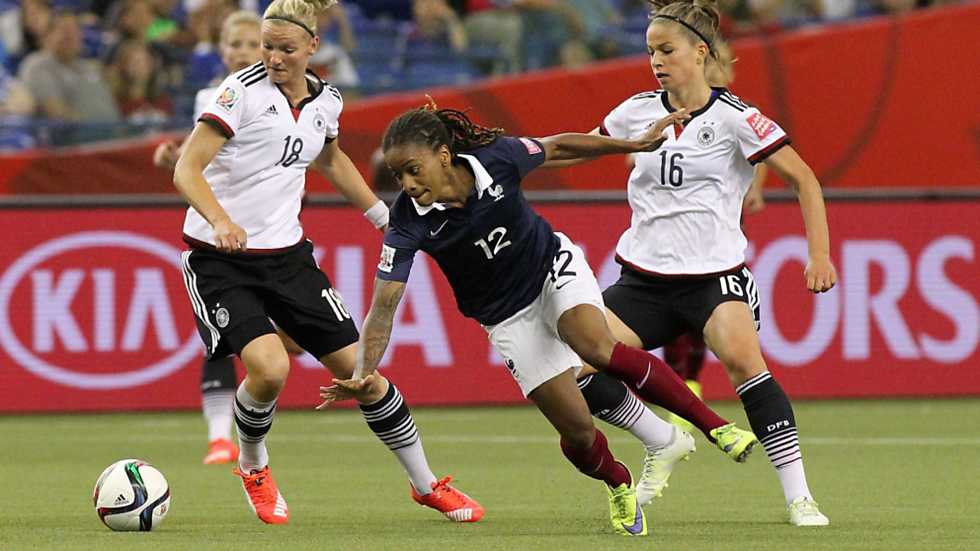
[
  {"left": 548, "top": 0, "right": 835, "bottom": 526},
  {"left": 173, "top": 0, "right": 482, "bottom": 525}
]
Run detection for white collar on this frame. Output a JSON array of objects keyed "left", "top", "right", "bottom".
[{"left": 410, "top": 153, "right": 495, "bottom": 215}]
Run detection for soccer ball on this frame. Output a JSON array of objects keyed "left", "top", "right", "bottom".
[{"left": 92, "top": 459, "right": 171, "bottom": 531}]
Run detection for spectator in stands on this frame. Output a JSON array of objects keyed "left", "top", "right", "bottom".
[
  {"left": 4, "top": 0, "right": 54, "bottom": 68},
  {"left": 310, "top": 2, "right": 360, "bottom": 92},
  {"left": 107, "top": 38, "right": 173, "bottom": 125},
  {"left": 106, "top": 0, "right": 185, "bottom": 89},
  {"left": 185, "top": 0, "right": 238, "bottom": 89},
  {"left": 456, "top": 0, "right": 522, "bottom": 74},
  {"left": 413, "top": 0, "right": 468, "bottom": 53},
  {"left": 0, "top": 64, "right": 34, "bottom": 116},
  {"left": 18, "top": 11, "right": 121, "bottom": 125}
]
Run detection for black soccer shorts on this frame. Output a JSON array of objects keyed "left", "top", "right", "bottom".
[
  {"left": 181, "top": 240, "right": 358, "bottom": 360},
  {"left": 602, "top": 264, "right": 761, "bottom": 350}
]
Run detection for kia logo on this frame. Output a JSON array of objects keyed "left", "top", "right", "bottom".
[{"left": 0, "top": 231, "right": 199, "bottom": 389}]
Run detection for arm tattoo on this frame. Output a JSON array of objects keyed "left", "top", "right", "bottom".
[{"left": 354, "top": 279, "right": 405, "bottom": 379}]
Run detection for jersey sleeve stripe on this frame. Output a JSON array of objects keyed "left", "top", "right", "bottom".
[
  {"left": 236, "top": 63, "right": 265, "bottom": 82},
  {"left": 598, "top": 123, "right": 610, "bottom": 136},
  {"left": 718, "top": 96, "right": 747, "bottom": 112},
  {"left": 748, "top": 135, "right": 790, "bottom": 165},
  {"left": 198, "top": 113, "right": 234, "bottom": 139},
  {"left": 242, "top": 71, "right": 267, "bottom": 87}
]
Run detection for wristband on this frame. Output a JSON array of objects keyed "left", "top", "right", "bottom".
[{"left": 364, "top": 200, "right": 389, "bottom": 229}]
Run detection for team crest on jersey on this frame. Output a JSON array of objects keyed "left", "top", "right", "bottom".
[
  {"left": 378, "top": 244, "right": 395, "bottom": 273},
  {"left": 519, "top": 137, "right": 541, "bottom": 155},
  {"left": 697, "top": 124, "right": 716, "bottom": 147},
  {"left": 215, "top": 307, "right": 230, "bottom": 328},
  {"left": 313, "top": 112, "right": 327, "bottom": 133},
  {"left": 216, "top": 87, "right": 240, "bottom": 112},
  {"left": 486, "top": 183, "right": 504, "bottom": 202},
  {"left": 747, "top": 112, "right": 776, "bottom": 140}
]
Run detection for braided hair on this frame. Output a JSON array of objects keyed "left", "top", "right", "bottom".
[{"left": 382, "top": 102, "right": 504, "bottom": 156}]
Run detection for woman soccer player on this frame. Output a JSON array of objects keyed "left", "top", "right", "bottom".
[
  {"left": 174, "top": 0, "right": 481, "bottom": 525},
  {"left": 155, "top": 10, "right": 280, "bottom": 467},
  {"left": 320, "top": 105, "right": 756, "bottom": 536},
  {"left": 579, "top": 0, "right": 835, "bottom": 526}
]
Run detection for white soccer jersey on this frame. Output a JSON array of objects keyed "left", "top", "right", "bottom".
[
  {"left": 192, "top": 86, "right": 216, "bottom": 122},
  {"left": 602, "top": 88, "right": 789, "bottom": 275},
  {"left": 182, "top": 62, "right": 343, "bottom": 249}
]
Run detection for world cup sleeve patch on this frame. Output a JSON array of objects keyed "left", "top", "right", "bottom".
[
  {"left": 746, "top": 112, "right": 776, "bottom": 140},
  {"left": 519, "top": 137, "right": 542, "bottom": 155},
  {"left": 216, "top": 87, "right": 240, "bottom": 112},
  {"left": 378, "top": 244, "right": 395, "bottom": 273}
]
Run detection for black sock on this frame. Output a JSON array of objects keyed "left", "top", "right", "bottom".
[
  {"left": 201, "top": 355, "right": 236, "bottom": 395},
  {"left": 359, "top": 383, "right": 419, "bottom": 451},
  {"left": 578, "top": 372, "right": 643, "bottom": 430},
  {"left": 737, "top": 372, "right": 802, "bottom": 468}
]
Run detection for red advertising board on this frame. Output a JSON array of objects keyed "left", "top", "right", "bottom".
[{"left": 1, "top": 200, "right": 977, "bottom": 413}]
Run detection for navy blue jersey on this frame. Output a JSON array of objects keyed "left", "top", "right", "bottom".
[{"left": 377, "top": 136, "right": 558, "bottom": 325}]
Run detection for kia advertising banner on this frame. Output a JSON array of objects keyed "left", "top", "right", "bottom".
[{"left": 1, "top": 201, "right": 977, "bottom": 413}]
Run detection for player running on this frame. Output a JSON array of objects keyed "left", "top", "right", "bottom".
[
  {"left": 173, "top": 0, "right": 481, "bottom": 525},
  {"left": 320, "top": 104, "right": 756, "bottom": 536}
]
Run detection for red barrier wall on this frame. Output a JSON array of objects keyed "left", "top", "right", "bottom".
[
  {"left": 1, "top": 4, "right": 978, "bottom": 194},
  {"left": 1, "top": 200, "right": 977, "bottom": 412}
]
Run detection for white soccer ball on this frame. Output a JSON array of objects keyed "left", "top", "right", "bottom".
[{"left": 92, "top": 459, "right": 171, "bottom": 531}]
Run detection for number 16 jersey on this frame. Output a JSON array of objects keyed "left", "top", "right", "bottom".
[
  {"left": 601, "top": 87, "right": 789, "bottom": 276},
  {"left": 182, "top": 62, "right": 343, "bottom": 250}
]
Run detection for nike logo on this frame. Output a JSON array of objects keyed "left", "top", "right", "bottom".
[
  {"left": 555, "top": 280, "right": 573, "bottom": 290},
  {"left": 635, "top": 361, "right": 651, "bottom": 389},
  {"left": 622, "top": 503, "right": 645, "bottom": 535},
  {"left": 429, "top": 220, "right": 449, "bottom": 237}
]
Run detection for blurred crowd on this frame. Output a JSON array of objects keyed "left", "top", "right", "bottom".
[{"left": 0, "top": 0, "right": 968, "bottom": 150}]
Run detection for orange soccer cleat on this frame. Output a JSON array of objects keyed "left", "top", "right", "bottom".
[
  {"left": 203, "top": 438, "right": 239, "bottom": 465},
  {"left": 233, "top": 466, "right": 289, "bottom": 524},
  {"left": 411, "top": 476, "right": 484, "bottom": 523}
]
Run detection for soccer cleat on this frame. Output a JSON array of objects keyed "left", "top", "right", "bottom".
[
  {"left": 411, "top": 476, "right": 484, "bottom": 522},
  {"left": 203, "top": 438, "right": 239, "bottom": 465},
  {"left": 666, "top": 380, "right": 700, "bottom": 434},
  {"left": 606, "top": 466, "right": 647, "bottom": 536},
  {"left": 233, "top": 466, "right": 289, "bottom": 524},
  {"left": 709, "top": 423, "right": 758, "bottom": 463},
  {"left": 788, "top": 496, "right": 830, "bottom": 526},
  {"left": 636, "top": 427, "right": 696, "bottom": 505}
]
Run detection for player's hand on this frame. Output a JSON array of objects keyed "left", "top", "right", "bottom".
[
  {"left": 153, "top": 140, "right": 179, "bottom": 169},
  {"left": 212, "top": 217, "right": 248, "bottom": 253},
  {"left": 804, "top": 255, "right": 837, "bottom": 293},
  {"left": 316, "top": 372, "right": 383, "bottom": 409},
  {"left": 635, "top": 109, "right": 690, "bottom": 152},
  {"left": 742, "top": 189, "right": 766, "bottom": 214}
]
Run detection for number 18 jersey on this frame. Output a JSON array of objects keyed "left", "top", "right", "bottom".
[
  {"left": 182, "top": 62, "right": 343, "bottom": 250},
  {"left": 601, "top": 87, "right": 789, "bottom": 276}
]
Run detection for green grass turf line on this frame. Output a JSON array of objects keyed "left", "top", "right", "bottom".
[{"left": 1, "top": 399, "right": 978, "bottom": 550}]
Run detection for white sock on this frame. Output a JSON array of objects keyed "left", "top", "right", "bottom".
[
  {"left": 359, "top": 384, "right": 437, "bottom": 494},
  {"left": 234, "top": 385, "right": 275, "bottom": 472},
  {"left": 777, "top": 460, "right": 813, "bottom": 504},
  {"left": 393, "top": 441, "right": 438, "bottom": 495},
  {"left": 203, "top": 390, "right": 234, "bottom": 442},
  {"left": 631, "top": 408, "right": 677, "bottom": 450}
]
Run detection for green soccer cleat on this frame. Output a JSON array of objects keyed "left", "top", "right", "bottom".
[
  {"left": 788, "top": 496, "right": 830, "bottom": 526},
  {"left": 606, "top": 467, "right": 648, "bottom": 536},
  {"left": 709, "top": 423, "right": 758, "bottom": 463},
  {"left": 636, "top": 426, "right": 696, "bottom": 505},
  {"left": 666, "top": 380, "right": 700, "bottom": 434}
]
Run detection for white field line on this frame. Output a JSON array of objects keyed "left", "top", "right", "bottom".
[{"left": 26, "top": 432, "right": 980, "bottom": 446}]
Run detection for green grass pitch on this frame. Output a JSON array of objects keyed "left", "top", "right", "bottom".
[{"left": 2, "top": 399, "right": 978, "bottom": 550}]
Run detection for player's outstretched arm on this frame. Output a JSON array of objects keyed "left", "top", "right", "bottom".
[
  {"left": 763, "top": 145, "right": 837, "bottom": 293},
  {"left": 539, "top": 127, "right": 602, "bottom": 169},
  {"left": 312, "top": 139, "right": 389, "bottom": 230},
  {"left": 537, "top": 109, "right": 690, "bottom": 162},
  {"left": 318, "top": 278, "right": 406, "bottom": 407},
  {"left": 174, "top": 122, "right": 246, "bottom": 252}
]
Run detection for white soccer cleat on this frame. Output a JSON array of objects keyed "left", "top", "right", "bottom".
[
  {"left": 788, "top": 496, "right": 830, "bottom": 526},
  {"left": 636, "top": 427, "right": 696, "bottom": 505}
]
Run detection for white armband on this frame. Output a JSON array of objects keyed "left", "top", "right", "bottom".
[{"left": 364, "top": 200, "right": 389, "bottom": 229}]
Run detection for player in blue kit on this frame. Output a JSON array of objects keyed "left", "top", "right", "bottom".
[{"left": 319, "top": 105, "right": 756, "bottom": 536}]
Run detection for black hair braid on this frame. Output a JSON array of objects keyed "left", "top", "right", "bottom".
[{"left": 382, "top": 107, "right": 504, "bottom": 154}]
